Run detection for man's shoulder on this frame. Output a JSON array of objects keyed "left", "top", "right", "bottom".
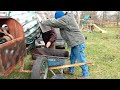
[{"left": 65, "top": 13, "right": 74, "bottom": 17}]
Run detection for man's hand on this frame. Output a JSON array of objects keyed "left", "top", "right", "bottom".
[{"left": 46, "top": 41, "right": 51, "bottom": 48}]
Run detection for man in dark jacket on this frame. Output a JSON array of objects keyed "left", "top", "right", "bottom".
[
  {"left": 41, "top": 27, "right": 57, "bottom": 48},
  {"left": 41, "top": 11, "right": 89, "bottom": 79}
]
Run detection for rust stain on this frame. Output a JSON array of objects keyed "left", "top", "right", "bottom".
[{"left": 0, "top": 17, "right": 26, "bottom": 77}]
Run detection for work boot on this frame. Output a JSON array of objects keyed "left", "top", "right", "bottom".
[{"left": 63, "top": 70, "right": 74, "bottom": 75}]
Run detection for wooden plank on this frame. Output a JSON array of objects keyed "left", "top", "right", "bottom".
[
  {"left": 49, "top": 62, "right": 94, "bottom": 70},
  {"left": 15, "top": 70, "right": 32, "bottom": 73}
]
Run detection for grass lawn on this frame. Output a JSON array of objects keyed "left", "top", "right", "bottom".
[{"left": 0, "top": 27, "right": 120, "bottom": 79}]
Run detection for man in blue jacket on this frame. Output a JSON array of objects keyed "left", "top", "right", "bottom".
[{"left": 41, "top": 11, "right": 89, "bottom": 79}]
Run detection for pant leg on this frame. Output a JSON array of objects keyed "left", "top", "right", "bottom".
[
  {"left": 68, "top": 47, "right": 76, "bottom": 73},
  {"left": 73, "top": 44, "right": 89, "bottom": 77}
]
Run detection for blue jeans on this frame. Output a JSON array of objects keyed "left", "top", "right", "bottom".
[{"left": 68, "top": 43, "right": 89, "bottom": 77}]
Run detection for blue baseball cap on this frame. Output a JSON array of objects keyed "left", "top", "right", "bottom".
[{"left": 55, "top": 11, "right": 65, "bottom": 19}]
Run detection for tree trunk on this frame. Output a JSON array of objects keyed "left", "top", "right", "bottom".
[
  {"left": 102, "top": 11, "right": 107, "bottom": 27},
  {"left": 116, "top": 11, "right": 120, "bottom": 26}
]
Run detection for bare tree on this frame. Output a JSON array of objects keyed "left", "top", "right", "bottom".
[
  {"left": 116, "top": 11, "right": 120, "bottom": 26},
  {"left": 102, "top": 11, "right": 108, "bottom": 27}
]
